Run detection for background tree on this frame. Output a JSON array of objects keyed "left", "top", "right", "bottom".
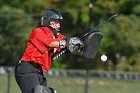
[{"left": 0, "top": 0, "right": 140, "bottom": 72}]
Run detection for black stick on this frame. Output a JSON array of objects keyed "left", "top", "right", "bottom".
[{"left": 53, "top": 14, "right": 118, "bottom": 61}]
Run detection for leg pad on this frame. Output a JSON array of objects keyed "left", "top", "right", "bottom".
[{"left": 34, "top": 85, "right": 57, "bottom": 93}]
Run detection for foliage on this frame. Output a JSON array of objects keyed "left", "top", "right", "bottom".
[
  {"left": 0, "top": 0, "right": 140, "bottom": 72},
  {"left": 99, "top": 14, "right": 140, "bottom": 72},
  {"left": 0, "top": 5, "right": 34, "bottom": 65}
]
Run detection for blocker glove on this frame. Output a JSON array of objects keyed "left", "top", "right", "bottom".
[{"left": 59, "top": 37, "right": 84, "bottom": 54}]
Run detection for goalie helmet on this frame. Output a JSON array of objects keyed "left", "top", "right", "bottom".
[{"left": 41, "top": 8, "right": 63, "bottom": 26}]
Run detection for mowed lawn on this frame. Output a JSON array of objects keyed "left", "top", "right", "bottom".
[{"left": 0, "top": 74, "right": 140, "bottom": 93}]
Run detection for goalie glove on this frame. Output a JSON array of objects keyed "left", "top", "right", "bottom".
[{"left": 59, "top": 37, "right": 84, "bottom": 54}]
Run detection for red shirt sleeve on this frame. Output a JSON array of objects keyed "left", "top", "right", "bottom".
[{"left": 29, "top": 28, "right": 54, "bottom": 54}]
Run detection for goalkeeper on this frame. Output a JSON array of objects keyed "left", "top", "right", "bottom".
[{"left": 15, "top": 8, "right": 83, "bottom": 93}]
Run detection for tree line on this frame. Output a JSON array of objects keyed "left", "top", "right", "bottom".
[{"left": 0, "top": 0, "right": 140, "bottom": 72}]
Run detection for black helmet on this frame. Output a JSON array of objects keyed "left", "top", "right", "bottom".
[{"left": 41, "top": 8, "right": 63, "bottom": 26}]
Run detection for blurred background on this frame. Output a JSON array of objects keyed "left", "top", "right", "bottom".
[{"left": 0, "top": 0, "right": 140, "bottom": 93}]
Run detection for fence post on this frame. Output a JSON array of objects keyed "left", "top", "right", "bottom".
[
  {"left": 85, "top": 69, "right": 89, "bottom": 93},
  {"left": 7, "top": 69, "right": 11, "bottom": 93}
]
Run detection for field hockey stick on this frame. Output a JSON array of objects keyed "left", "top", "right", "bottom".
[
  {"left": 82, "top": 14, "right": 118, "bottom": 38},
  {"left": 53, "top": 14, "right": 118, "bottom": 61}
]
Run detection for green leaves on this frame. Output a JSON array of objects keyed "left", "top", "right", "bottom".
[
  {"left": 0, "top": 6, "right": 34, "bottom": 65},
  {"left": 0, "top": 0, "right": 140, "bottom": 71}
]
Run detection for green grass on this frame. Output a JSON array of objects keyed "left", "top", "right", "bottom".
[{"left": 0, "top": 74, "right": 140, "bottom": 93}]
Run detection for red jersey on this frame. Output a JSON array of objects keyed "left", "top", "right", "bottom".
[{"left": 21, "top": 27, "right": 65, "bottom": 72}]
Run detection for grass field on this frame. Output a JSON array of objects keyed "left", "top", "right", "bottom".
[{"left": 0, "top": 74, "right": 140, "bottom": 93}]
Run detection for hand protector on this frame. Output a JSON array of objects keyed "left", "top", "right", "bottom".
[
  {"left": 59, "top": 39, "right": 67, "bottom": 49},
  {"left": 60, "top": 37, "right": 84, "bottom": 54},
  {"left": 68, "top": 37, "right": 84, "bottom": 54}
]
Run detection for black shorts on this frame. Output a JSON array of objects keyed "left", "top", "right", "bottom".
[{"left": 15, "top": 61, "right": 47, "bottom": 93}]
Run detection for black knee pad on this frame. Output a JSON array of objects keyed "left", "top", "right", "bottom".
[{"left": 34, "top": 85, "right": 57, "bottom": 93}]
